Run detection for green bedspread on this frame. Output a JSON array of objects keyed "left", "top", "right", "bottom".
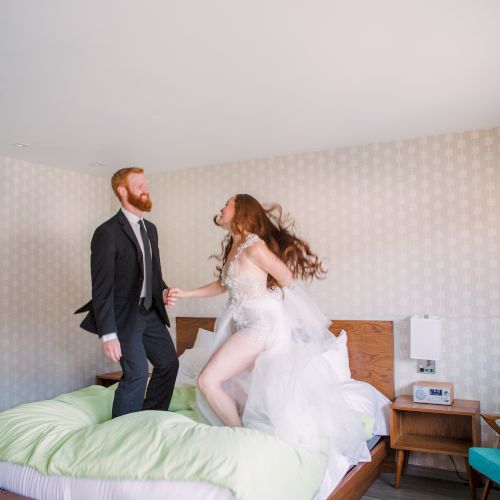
[{"left": 0, "top": 385, "right": 330, "bottom": 500}]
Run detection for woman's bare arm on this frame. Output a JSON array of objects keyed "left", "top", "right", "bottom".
[{"left": 168, "top": 279, "right": 226, "bottom": 299}]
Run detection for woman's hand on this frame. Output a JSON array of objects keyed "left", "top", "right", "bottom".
[
  {"left": 168, "top": 287, "right": 186, "bottom": 299},
  {"left": 163, "top": 287, "right": 184, "bottom": 307}
]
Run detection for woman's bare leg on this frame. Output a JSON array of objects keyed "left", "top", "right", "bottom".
[{"left": 197, "top": 332, "right": 265, "bottom": 426}]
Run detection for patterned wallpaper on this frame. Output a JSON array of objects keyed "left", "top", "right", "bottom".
[
  {"left": 148, "top": 127, "right": 500, "bottom": 469},
  {"left": 0, "top": 157, "right": 110, "bottom": 411},
  {"left": 1, "top": 127, "right": 499, "bottom": 472}
]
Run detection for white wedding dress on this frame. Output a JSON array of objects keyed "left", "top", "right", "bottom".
[{"left": 194, "top": 234, "right": 368, "bottom": 463}]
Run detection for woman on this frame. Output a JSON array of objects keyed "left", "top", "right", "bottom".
[{"left": 169, "top": 194, "right": 366, "bottom": 459}]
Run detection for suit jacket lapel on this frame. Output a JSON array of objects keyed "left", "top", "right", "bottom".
[{"left": 116, "top": 210, "right": 144, "bottom": 278}]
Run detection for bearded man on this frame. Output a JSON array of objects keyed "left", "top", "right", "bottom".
[{"left": 76, "top": 167, "right": 178, "bottom": 418}]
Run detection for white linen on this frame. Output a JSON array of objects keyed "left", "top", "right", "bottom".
[
  {"left": 0, "top": 462, "right": 235, "bottom": 500},
  {"left": 176, "top": 347, "right": 210, "bottom": 387},
  {"left": 340, "top": 380, "right": 391, "bottom": 436},
  {"left": 321, "top": 330, "right": 351, "bottom": 381},
  {"left": 193, "top": 328, "right": 214, "bottom": 349}
]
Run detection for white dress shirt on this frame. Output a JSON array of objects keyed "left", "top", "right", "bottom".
[{"left": 101, "top": 207, "right": 152, "bottom": 343}]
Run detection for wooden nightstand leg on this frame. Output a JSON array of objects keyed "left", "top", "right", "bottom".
[
  {"left": 402, "top": 450, "right": 409, "bottom": 475},
  {"left": 394, "top": 449, "right": 405, "bottom": 489},
  {"left": 464, "top": 458, "right": 476, "bottom": 500}
]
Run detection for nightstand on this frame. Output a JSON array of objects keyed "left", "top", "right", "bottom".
[
  {"left": 95, "top": 370, "right": 153, "bottom": 387},
  {"left": 390, "top": 395, "right": 480, "bottom": 496},
  {"left": 95, "top": 370, "right": 123, "bottom": 387}
]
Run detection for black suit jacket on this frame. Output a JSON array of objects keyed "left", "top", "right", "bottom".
[{"left": 75, "top": 210, "right": 170, "bottom": 338}]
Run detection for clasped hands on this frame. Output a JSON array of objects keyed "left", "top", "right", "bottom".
[{"left": 163, "top": 287, "right": 185, "bottom": 308}]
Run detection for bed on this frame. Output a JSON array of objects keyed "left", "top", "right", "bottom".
[
  {"left": 0, "top": 317, "right": 394, "bottom": 500},
  {"left": 176, "top": 316, "right": 395, "bottom": 500}
]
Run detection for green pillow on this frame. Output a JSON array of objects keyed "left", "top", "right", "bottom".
[
  {"left": 168, "top": 386, "right": 197, "bottom": 412},
  {"left": 104, "top": 384, "right": 195, "bottom": 412}
]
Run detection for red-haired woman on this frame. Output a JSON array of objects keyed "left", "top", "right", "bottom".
[{"left": 169, "top": 194, "right": 366, "bottom": 458}]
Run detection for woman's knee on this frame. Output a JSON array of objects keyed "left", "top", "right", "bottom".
[{"left": 197, "top": 369, "right": 220, "bottom": 395}]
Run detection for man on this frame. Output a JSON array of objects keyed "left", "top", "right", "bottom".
[{"left": 76, "top": 167, "right": 178, "bottom": 417}]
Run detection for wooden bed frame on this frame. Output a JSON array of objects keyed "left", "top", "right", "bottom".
[{"left": 176, "top": 316, "right": 395, "bottom": 500}]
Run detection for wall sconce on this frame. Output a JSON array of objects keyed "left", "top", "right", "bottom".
[{"left": 410, "top": 315, "right": 442, "bottom": 374}]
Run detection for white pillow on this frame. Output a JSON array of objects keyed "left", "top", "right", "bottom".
[
  {"left": 175, "top": 329, "right": 214, "bottom": 387},
  {"left": 322, "top": 330, "right": 351, "bottom": 382},
  {"left": 340, "top": 379, "right": 391, "bottom": 436},
  {"left": 175, "top": 348, "right": 210, "bottom": 387},
  {"left": 192, "top": 328, "right": 214, "bottom": 349}
]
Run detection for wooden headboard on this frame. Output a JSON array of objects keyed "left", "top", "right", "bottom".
[{"left": 176, "top": 317, "right": 394, "bottom": 401}]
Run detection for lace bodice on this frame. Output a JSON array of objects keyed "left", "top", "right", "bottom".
[{"left": 221, "top": 234, "right": 268, "bottom": 304}]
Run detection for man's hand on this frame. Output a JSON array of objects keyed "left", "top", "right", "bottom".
[
  {"left": 163, "top": 288, "right": 178, "bottom": 308},
  {"left": 103, "top": 338, "right": 122, "bottom": 362}
]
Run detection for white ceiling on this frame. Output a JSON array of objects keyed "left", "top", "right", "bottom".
[{"left": 1, "top": 0, "right": 499, "bottom": 177}]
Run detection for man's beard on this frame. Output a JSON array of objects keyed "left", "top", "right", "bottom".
[{"left": 127, "top": 188, "right": 152, "bottom": 212}]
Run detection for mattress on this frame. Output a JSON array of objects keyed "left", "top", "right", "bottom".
[{"left": 0, "top": 461, "right": 235, "bottom": 500}]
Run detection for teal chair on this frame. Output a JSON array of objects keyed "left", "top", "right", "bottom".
[{"left": 469, "top": 413, "right": 500, "bottom": 500}]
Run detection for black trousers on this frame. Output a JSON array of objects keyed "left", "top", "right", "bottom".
[{"left": 112, "top": 307, "right": 179, "bottom": 418}]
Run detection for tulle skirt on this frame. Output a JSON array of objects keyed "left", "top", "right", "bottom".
[{"left": 194, "top": 285, "right": 368, "bottom": 464}]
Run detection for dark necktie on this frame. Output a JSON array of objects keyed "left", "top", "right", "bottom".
[{"left": 139, "top": 219, "right": 153, "bottom": 310}]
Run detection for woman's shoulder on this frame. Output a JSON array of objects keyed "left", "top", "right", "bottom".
[
  {"left": 243, "top": 233, "right": 264, "bottom": 247},
  {"left": 241, "top": 233, "right": 268, "bottom": 258}
]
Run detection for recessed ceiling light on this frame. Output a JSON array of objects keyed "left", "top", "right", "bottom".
[
  {"left": 89, "top": 162, "right": 106, "bottom": 167},
  {"left": 12, "top": 143, "right": 30, "bottom": 148}
]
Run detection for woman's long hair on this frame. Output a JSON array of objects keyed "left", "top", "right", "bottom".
[{"left": 213, "top": 194, "right": 326, "bottom": 289}]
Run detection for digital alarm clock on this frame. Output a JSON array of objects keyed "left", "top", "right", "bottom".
[{"left": 412, "top": 381, "right": 454, "bottom": 405}]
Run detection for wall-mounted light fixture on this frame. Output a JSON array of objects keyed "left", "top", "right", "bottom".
[{"left": 410, "top": 315, "right": 442, "bottom": 374}]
